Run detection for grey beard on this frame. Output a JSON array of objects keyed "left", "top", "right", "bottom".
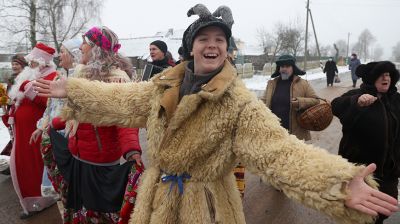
[{"left": 280, "top": 73, "right": 290, "bottom": 80}]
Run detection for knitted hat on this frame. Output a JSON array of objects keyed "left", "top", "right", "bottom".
[
  {"left": 62, "top": 38, "right": 82, "bottom": 55},
  {"left": 11, "top": 54, "right": 28, "bottom": 67},
  {"left": 25, "top": 42, "right": 55, "bottom": 66},
  {"left": 271, "top": 54, "right": 306, "bottom": 78},
  {"left": 150, "top": 40, "right": 168, "bottom": 54},
  {"left": 182, "top": 4, "right": 233, "bottom": 60},
  {"left": 356, "top": 61, "right": 399, "bottom": 86}
]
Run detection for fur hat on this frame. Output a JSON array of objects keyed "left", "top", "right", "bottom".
[
  {"left": 271, "top": 54, "right": 306, "bottom": 78},
  {"left": 182, "top": 4, "right": 233, "bottom": 60},
  {"left": 178, "top": 46, "right": 184, "bottom": 56},
  {"left": 11, "top": 54, "right": 28, "bottom": 67},
  {"left": 62, "top": 38, "right": 82, "bottom": 55},
  {"left": 356, "top": 61, "right": 399, "bottom": 86},
  {"left": 24, "top": 42, "right": 55, "bottom": 66},
  {"left": 62, "top": 38, "right": 82, "bottom": 63},
  {"left": 150, "top": 40, "right": 168, "bottom": 54}
]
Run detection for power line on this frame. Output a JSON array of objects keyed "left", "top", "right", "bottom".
[{"left": 312, "top": 1, "right": 400, "bottom": 8}]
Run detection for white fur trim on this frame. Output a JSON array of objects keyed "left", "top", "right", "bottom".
[
  {"left": 8, "top": 68, "right": 38, "bottom": 101},
  {"left": 25, "top": 47, "right": 54, "bottom": 65}
]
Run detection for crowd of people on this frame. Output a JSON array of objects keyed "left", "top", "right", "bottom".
[{"left": 0, "top": 3, "right": 399, "bottom": 224}]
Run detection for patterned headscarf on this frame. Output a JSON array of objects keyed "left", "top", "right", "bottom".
[{"left": 84, "top": 27, "right": 121, "bottom": 53}]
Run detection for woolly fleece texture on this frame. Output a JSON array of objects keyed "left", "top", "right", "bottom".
[{"left": 62, "top": 60, "right": 376, "bottom": 224}]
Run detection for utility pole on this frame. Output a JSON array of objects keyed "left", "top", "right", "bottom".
[
  {"left": 308, "top": 8, "right": 323, "bottom": 71},
  {"left": 346, "top": 32, "right": 350, "bottom": 65},
  {"left": 308, "top": 9, "right": 320, "bottom": 59},
  {"left": 304, "top": 0, "right": 310, "bottom": 71}
]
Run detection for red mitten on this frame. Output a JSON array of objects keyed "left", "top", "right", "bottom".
[{"left": 51, "top": 117, "right": 66, "bottom": 130}]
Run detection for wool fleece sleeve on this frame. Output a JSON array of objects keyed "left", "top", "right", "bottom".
[
  {"left": 232, "top": 100, "right": 376, "bottom": 224},
  {"left": 62, "top": 78, "right": 154, "bottom": 128}
]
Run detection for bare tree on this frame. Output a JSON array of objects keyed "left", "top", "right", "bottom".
[
  {"left": 256, "top": 27, "right": 273, "bottom": 63},
  {"left": 320, "top": 44, "right": 332, "bottom": 57},
  {"left": 257, "top": 19, "right": 305, "bottom": 59},
  {"left": 309, "top": 43, "right": 331, "bottom": 57},
  {"left": 355, "top": 29, "right": 376, "bottom": 60},
  {"left": 392, "top": 42, "right": 400, "bottom": 62},
  {"left": 351, "top": 42, "right": 361, "bottom": 57},
  {"left": 0, "top": 0, "right": 38, "bottom": 51},
  {"left": 372, "top": 45, "right": 383, "bottom": 61},
  {"left": 280, "top": 19, "right": 305, "bottom": 57},
  {"left": 334, "top": 39, "right": 347, "bottom": 57},
  {"left": 256, "top": 23, "right": 284, "bottom": 64},
  {"left": 39, "top": 0, "right": 103, "bottom": 52},
  {"left": 0, "top": 0, "right": 103, "bottom": 52}
]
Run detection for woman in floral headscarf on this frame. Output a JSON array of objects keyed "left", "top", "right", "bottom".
[{"left": 40, "top": 27, "right": 143, "bottom": 224}]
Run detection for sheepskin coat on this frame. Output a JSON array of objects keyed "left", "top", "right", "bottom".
[
  {"left": 262, "top": 75, "right": 320, "bottom": 140},
  {"left": 62, "top": 60, "right": 376, "bottom": 224}
]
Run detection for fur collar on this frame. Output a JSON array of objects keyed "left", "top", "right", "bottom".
[
  {"left": 152, "top": 60, "right": 236, "bottom": 125},
  {"left": 153, "top": 59, "right": 236, "bottom": 100}
]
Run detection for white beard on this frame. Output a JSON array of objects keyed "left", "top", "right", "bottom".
[{"left": 8, "top": 67, "right": 40, "bottom": 107}]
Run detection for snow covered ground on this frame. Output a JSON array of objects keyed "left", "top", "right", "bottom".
[{"left": 242, "top": 66, "right": 349, "bottom": 91}]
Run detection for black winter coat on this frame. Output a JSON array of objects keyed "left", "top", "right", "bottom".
[
  {"left": 323, "top": 61, "right": 338, "bottom": 76},
  {"left": 332, "top": 84, "right": 400, "bottom": 178}
]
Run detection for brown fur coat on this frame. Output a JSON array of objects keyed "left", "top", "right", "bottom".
[{"left": 62, "top": 60, "right": 376, "bottom": 224}]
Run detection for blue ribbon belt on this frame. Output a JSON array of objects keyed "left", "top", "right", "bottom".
[{"left": 161, "top": 172, "right": 191, "bottom": 195}]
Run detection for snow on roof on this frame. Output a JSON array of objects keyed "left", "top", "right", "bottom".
[{"left": 119, "top": 29, "right": 185, "bottom": 61}]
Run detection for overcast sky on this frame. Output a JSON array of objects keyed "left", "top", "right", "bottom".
[{"left": 100, "top": 0, "right": 400, "bottom": 59}]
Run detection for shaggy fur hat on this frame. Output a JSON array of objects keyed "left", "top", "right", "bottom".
[
  {"left": 271, "top": 54, "right": 306, "bottom": 78},
  {"left": 150, "top": 40, "right": 168, "bottom": 55},
  {"left": 356, "top": 61, "right": 399, "bottom": 86},
  {"left": 11, "top": 54, "right": 28, "bottom": 67},
  {"left": 178, "top": 46, "right": 184, "bottom": 56},
  {"left": 182, "top": 4, "right": 233, "bottom": 60}
]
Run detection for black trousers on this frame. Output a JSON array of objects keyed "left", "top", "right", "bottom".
[{"left": 375, "top": 177, "right": 399, "bottom": 224}]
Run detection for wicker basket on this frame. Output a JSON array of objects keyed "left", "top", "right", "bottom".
[{"left": 297, "top": 99, "right": 333, "bottom": 131}]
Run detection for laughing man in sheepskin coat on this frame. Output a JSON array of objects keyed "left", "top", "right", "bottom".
[{"left": 34, "top": 4, "right": 398, "bottom": 224}]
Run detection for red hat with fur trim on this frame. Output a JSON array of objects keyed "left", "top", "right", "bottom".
[
  {"left": 35, "top": 43, "right": 56, "bottom": 55},
  {"left": 25, "top": 42, "right": 55, "bottom": 66}
]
